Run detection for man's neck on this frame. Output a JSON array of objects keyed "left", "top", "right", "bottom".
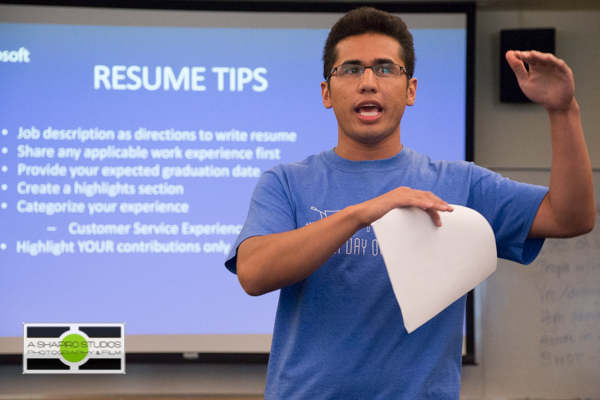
[{"left": 335, "top": 135, "right": 403, "bottom": 161}]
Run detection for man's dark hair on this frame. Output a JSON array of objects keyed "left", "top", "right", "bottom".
[{"left": 323, "top": 7, "right": 415, "bottom": 81}]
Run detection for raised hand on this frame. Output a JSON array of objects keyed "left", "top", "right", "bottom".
[{"left": 505, "top": 50, "right": 575, "bottom": 113}]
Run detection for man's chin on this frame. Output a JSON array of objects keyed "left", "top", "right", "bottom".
[{"left": 346, "top": 130, "right": 399, "bottom": 146}]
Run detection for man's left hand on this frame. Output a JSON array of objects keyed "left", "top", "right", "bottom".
[{"left": 505, "top": 50, "right": 575, "bottom": 113}]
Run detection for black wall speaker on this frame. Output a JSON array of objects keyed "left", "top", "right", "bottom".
[{"left": 500, "top": 28, "right": 556, "bottom": 103}]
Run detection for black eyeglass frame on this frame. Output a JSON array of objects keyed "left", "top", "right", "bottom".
[{"left": 327, "top": 63, "right": 412, "bottom": 81}]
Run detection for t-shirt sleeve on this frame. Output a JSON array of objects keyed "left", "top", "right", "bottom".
[
  {"left": 467, "top": 165, "right": 549, "bottom": 265},
  {"left": 224, "top": 168, "right": 297, "bottom": 274}
]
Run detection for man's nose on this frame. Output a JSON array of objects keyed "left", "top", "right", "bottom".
[{"left": 359, "top": 67, "right": 378, "bottom": 92}]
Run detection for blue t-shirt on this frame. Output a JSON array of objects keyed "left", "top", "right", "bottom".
[{"left": 225, "top": 147, "right": 548, "bottom": 399}]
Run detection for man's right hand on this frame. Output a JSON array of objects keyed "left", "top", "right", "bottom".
[{"left": 355, "top": 186, "right": 454, "bottom": 229}]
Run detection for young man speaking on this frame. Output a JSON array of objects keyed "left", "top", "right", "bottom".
[{"left": 225, "top": 7, "right": 595, "bottom": 399}]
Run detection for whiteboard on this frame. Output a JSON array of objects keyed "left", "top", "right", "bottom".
[{"left": 479, "top": 168, "right": 600, "bottom": 399}]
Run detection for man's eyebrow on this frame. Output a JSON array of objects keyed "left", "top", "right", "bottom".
[
  {"left": 374, "top": 58, "right": 396, "bottom": 65},
  {"left": 339, "top": 58, "right": 397, "bottom": 66},
  {"left": 339, "top": 59, "right": 362, "bottom": 65}
]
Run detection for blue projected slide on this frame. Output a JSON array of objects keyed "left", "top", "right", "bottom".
[{"left": 0, "top": 22, "right": 466, "bottom": 339}]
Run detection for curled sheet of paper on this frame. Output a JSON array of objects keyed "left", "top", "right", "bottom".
[{"left": 371, "top": 205, "right": 497, "bottom": 333}]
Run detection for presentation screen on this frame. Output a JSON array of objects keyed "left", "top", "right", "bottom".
[{"left": 0, "top": 4, "right": 471, "bottom": 355}]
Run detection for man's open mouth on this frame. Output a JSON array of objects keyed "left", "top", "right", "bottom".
[{"left": 356, "top": 102, "right": 383, "bottom": 117}]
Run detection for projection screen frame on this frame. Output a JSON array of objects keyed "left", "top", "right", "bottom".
[{"left": 0, "top": 0, "right": 476, "bottom": 365}]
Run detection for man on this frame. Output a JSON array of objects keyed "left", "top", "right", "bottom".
[{"left": 225, "top": 7, "right": 595, "bottom": 399}]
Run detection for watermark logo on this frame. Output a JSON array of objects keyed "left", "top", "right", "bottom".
[
  {"left": 23, "top": 323, "right": 125, "bottom": 374},
  {"left": 1, "top": 48, "right": 30, "bottom": 63}
]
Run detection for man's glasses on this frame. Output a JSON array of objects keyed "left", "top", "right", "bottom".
[{"left": 328, "top": 63, "right": 411, "bottom": 80}]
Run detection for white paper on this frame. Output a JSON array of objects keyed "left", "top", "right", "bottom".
[{"left": 371, "top": 205, "right": 497, "bottom": 333}]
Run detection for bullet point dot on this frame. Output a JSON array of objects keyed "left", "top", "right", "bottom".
[
  {"left": 1, "top": 129, "right": 7, "bottom": 136},
  {"left": 1, "top": 148, "right": 7, "bottom": 154},
  {"left": 1, "top": 166, "right": 7, "bottom": 172},
  {"left": 1, "top": 202, "right": 7, "bottom": 209},
  {"left": 1, "top": 184, "right": 6, "bottom": 190},
  {"left": 0, "top": 243, "right": 6, "bottom": 250}
]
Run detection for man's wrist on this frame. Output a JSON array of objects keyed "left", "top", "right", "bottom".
[
  {"left": 344, "top": 202, "right": 373, "bottom": 231},
  {"left": 546, "top": 98, "right": 579, "bottom": 117}
]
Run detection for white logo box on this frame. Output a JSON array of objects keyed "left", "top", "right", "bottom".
[{"left": 23, "top": 322, "right": 125, "bottom": 374}]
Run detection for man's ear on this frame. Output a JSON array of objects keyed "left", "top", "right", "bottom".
[
  {"left": 321, "top": 81, "right": 333, "bottom": 109},
  {"left": 406, "top": 77, "right": 417, "bottom": 106},
  {"left": 406, "top": 78, "right": 417, "bottom": 106}
]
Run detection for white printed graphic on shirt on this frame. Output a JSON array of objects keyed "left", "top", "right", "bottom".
[
  {"left": 309, "top": 206, "right": 379, "bottom": 257},
  {"left": 310, "top": 206, "right": 341, "bottom": 219}
]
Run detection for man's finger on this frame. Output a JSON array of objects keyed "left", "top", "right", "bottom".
[
  {"left": 505, "top": 50, "right": 529, "bottom": 81},
  {"left": 425, "top": 208, "right": 443, "bottom": 227},
  {"left": 524, "top": 50, "right": 553, "bottom": 63},
  {"left": 516, "top": 50, "right": 569, "bottom": 73},
  {"left": 413, "top": 197, "right": 452, "bottom": 213}
]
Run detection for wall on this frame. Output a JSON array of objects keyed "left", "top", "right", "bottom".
[{"left": 1, "top": 6, "right": 599, "bottom": 400}]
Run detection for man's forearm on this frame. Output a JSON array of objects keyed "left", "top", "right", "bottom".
[
  {"left": 530, "top": 100, "right": 596, "bottom": 237},
  {"left": 236, "top": 204, "right": 366, "bottom": 296}
]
